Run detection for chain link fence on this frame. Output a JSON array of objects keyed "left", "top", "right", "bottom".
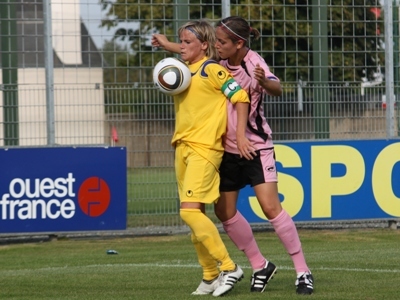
[{"left": 0, "top": 0, "right": 398, "bottom": 229}]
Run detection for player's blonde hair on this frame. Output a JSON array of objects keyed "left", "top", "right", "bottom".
[{"left": 178, "top": 20, "right": 219, "bottom": 60}]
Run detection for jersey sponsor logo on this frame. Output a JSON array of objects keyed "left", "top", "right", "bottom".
[
  {"left": 266, "top": 166, "right": 275, "bottom": 172},
  {"left": 0, "top": 173, "right": 111, "bottom": 221},
  {"left": 217, "top": 70, "right": 227, "bottom": 80}
]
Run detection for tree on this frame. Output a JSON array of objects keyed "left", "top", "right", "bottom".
[
  {"left": 100, "top": 0, "right": 221, "bottom": 76},
  {"left": 101, "top": 0, "right": 382, "bottom": 84},
  {"left": 102, "top": 40, "right": 139, "bottom": 84},
  {"left": 99, "top": 0, "right": 223, "bottom": 114},
  {"left": 228, "top": 0, "right": 383, "bottom": 83}
]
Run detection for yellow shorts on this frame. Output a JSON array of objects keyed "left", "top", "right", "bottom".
[{"left": 175, "top": 142, "right": 222, "bottom": 204}]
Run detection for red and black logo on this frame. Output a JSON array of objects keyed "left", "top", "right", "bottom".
[{"left": 78, "top": 177, "right": 111, "bottom": 217}]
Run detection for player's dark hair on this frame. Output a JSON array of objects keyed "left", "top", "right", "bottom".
[{"left": 216, "top": 16, "right": 260, "bottom": 46}]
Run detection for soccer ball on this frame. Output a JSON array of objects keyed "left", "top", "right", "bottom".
[{"left": 153, "top": 57, "right": 191, "bottom": 96}]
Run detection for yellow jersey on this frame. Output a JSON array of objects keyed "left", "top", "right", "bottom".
[{"left": 171, "top": 57, "right": 250, "bottom": 166}]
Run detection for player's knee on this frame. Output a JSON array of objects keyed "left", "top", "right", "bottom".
[
  {"left": 180, "top": 208, "right": 196, "bottom": 223},
  {"left": 261, "top": 203, "right": 282, "bottom": 219},
  {"left": 214, "top": 205, "right": 235, "bottom": 222}
]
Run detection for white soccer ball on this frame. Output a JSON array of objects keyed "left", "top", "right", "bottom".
[{"left": 153, "top": 57, "right": 191, "bottom": 96}]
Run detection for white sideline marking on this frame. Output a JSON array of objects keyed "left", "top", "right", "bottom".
[{"left": 0, "top": 263, "right": 399, "bottom": 276}]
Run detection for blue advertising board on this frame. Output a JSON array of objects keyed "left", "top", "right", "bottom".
[
  {"left": 0, "top": 147, "right": 127, "bottom": 233},
  {"left": 238, "top": 139, "right": 400, "bottom": 223}
]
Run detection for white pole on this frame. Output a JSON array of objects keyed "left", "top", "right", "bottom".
[
  {"left": 384, "top": 0, "right": 396, "bottom": 137},
  {"left": 221, "top": 0, "right": 231, "bottom": 18},
  {"left": 43, "top": 0, "right": 55, "bottom": 145}
]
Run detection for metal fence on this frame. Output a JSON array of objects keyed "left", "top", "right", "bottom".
[{"left": 0, "top": 0, "right": 399, "bottom": 229}]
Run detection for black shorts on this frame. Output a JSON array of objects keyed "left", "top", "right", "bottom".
[{"left": 219, "top": 148, "right": 277, "bottom": 192}]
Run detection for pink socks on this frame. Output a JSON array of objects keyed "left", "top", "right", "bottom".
[
  {"left": 222, "top": 211, "right": 266, "bottom": 270},
  {"left": 269, "top": 209, "right": 309, "bottom": 273}
]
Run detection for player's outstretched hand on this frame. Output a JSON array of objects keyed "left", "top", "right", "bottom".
[{"left": 151, "top": 34, "right": 170, "bottom": 49}]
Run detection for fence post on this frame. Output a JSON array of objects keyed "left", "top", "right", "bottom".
[
  {"left": 312, "top": 0, "right": 330, "bottom": 139},
  {"left": 0, "top": 0, "right": 19, "bottom": 146},
  {"left": 43, "top": 0, "right": 55, "bottom": 145},
  {"left": 384, "top": 0, "right": 396, "bottom": 138},
  {"left": 222, "top": 0, "right": 231, "bottom": 18}
]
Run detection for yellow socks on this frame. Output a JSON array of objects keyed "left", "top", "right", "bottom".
[
  {"left": 191, "top": 233, "right": 219, "bottom": 280},
  {"left": 180, "top": 208, "right": 235, "bottom": 273}
]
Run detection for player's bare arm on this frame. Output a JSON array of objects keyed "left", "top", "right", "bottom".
[{"left": 235, "top": 102, "right": 256, "bottom": 160}]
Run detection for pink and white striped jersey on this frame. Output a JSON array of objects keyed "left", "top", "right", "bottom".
[{"left": 219, "top": 49, "right": 280, "bottom": 154}]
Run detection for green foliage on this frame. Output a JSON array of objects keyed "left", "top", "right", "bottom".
[
  {"left": 100, "top": 0, "right": 383, "bottom": 83},
  {"left": 230, "top": 0, "right": 383, "bottom": 83},
  {"left": 99, "top": 1, "right": 383, "bottom": 113},
  {"left": 102, "top": 40, "right": 139, "bottom": 84},
  {"left": 100, "top": 0, "right": 224, "bottom": 69},
  {"left": 328, "top": 0, "right": 384, "bottom": 82}
]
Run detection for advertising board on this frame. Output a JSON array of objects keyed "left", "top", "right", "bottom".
[
  {"left": 0, "top": 147, "right": 127, "bottom": 233},
  {"left": 238, "top": 139, "right": 400, "bottom": 222}
]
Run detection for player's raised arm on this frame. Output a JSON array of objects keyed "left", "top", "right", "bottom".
[{"left": 151, "top": 34, "right": 180, "bottom": 54}]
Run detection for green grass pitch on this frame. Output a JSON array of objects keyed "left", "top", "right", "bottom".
[{"left": 0, "top": 228, "right": 399, "bottom": 299}]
